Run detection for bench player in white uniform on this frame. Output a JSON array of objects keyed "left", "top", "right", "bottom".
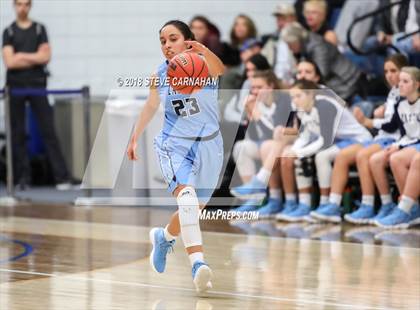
[
  {"left": 315, "top": 54, "right": 407, "bottom": 225},
  {"left": 230, "top": 71, "right": 297, "bottom": 218},
  {"left": 370, "top": 67, "right": 420, "bottom": 228},
  {"left": 127, "top": 20, "right": 225, "bottom": 293},
  {"left": 309, "top": 94, "right": 372, "bottom": 222}
]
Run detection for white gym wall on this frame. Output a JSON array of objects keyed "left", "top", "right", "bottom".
[{"left": 0, "top": 0, "right": 293, "bottom": 96}]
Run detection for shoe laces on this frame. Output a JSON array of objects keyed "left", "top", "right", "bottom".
[{"left": 160, "top": 239, "right": 175, "bottom": 254}]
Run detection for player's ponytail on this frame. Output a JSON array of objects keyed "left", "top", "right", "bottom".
[{"left": 160, "top": 20, "right": 196, "bottom": 41}]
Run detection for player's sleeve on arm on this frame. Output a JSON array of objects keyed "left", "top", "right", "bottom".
[
  {"left": 294, "top": 136, "right": 324, "bottom": 158},
  {"left": 380, "top": 102, "right": 400, "bottom": 133},
  {"left": 372, "top": 102, "right": 396, "bottom": 129}
]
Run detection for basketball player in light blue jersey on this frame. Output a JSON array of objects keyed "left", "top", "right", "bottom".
[{"left": 127, "top": 20, "right": 225, "bottom": 293}]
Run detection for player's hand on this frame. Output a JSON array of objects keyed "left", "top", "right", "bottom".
[
  {"left": 127, "top": 138, "right": 139, "bottom": 161},
  {"left": 353, "top": 107, "right": 365, "bottom": 124},
  {"left": 185, "top": 40, "right": 209, "bottom": 55},
  {"left": 387, "top": 144, "right": 399, "bottom": 153},
  {"left": 384, "top": 144, "right": 399, "bottom": 159},
  {"left": 250, "top": 104, "right": 262, "bottom": 121},
  {"left": 373, "top": 105, "right": 385, "bottom": 118},
  {"left": 244, "top": 94, "right": 257, "bottom": 118},
  {"left": 273, "top": 126, "right": 287, "bottom": 140}
]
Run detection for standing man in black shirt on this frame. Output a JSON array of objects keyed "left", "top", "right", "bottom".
[{"left": 2, "top": 0, "right": 72, "bottom": 189}]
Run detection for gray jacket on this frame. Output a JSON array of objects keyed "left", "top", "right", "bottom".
[{"left": 302, "top": 32, "right": 362, "bottom": 100}]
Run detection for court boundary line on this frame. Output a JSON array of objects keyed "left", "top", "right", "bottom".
[{"left": 0, "top": 268, "right": 393, "bottom": 309}]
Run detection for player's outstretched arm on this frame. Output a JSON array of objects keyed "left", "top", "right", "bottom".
[
  {"left": 127, "top": 75, "right": 160, "bottom": 161},
  {"left": 185, "top": 40, "right": 225, "bottom": 77}
]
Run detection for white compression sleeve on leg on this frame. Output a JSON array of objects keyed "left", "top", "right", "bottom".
[
  {"left": 177, "top": 186, "right": 202, "bottom": 248},
  {"left": 315, "top": 145, "right": 340, "bottom": 189}
]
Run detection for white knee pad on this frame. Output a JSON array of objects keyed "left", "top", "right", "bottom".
[
  {"left": 232, "top": 140, "right": 259, "bottom": 177},
  {"left": 177, "top": 186, "right": 202, "bottom": 248}
]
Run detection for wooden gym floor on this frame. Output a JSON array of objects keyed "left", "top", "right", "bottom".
[{"left": 0, "top": 203, "right": 419, "bottom": 309}]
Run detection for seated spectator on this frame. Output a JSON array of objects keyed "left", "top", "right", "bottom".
[
  {"left": 295, "top": 59, "right": 324, "bottom": 84},
  {"left": 190, "top": 16, "right": 223, "bottom": 58},
  {"left": 303, "top": 0, "right": 338, "bottom": 45},
  {"left": 261, "top": 3, "right": 297, "bottom": 85},
  {"left": 364, "top": 0, "right": 420, "bottom": 57},
  {"left": 295, "top": 0, "right": 345, "bottom": 30},
  {"left": 223, "top": 54, "right": 271, "bottom": 124},
  {"left": 230, "top": 71, "right": 297, "bottom": 218},
  {"left": 281, "top": 22, "right": 364, "bottom": 102},
  {"left": 239, "top": 38, "right": 263, "bottom": 63},
  {"left": 222, "top": 14, "right": 257, "bottom": 67},
  {"left": 219, "top": 38, "right": 262, "bottom": 95},
  {"left": 219, "top": 15, "right": 257, "bottom": 91}
]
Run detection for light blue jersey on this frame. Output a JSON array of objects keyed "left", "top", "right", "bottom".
[
  {"left": 156, "top": 61, "right": 220, "bottom": 138},
  {"left": 153, "top": 60, "right": 224, "bottom": 204}
]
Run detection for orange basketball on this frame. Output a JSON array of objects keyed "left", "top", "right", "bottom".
[{"left": 167, "top": 52, "right": 209, "bottom": 94}]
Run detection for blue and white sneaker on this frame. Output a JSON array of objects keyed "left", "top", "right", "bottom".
[
  {"left": 232, "top": 199, "right": 261, "bottom": 214},
  {"left": 276, "top": 200, "right": 298, "bottom": 221},
  {"left": 344, "top": 203, "right": 375, "bottom": 224},
  {"left": 257, "top": 198, "right": 282, "bottom": 219},
  {"left": 149, "top": 227, "right": 175, "bottom": 273},
  {"left": 282, "top": 203, "right": 311, "bottom": 222},
  {"left": 375, "top": 204, "right": 420, "bottom": 229},
  {"left": 369, "top": 202, "right": 396, "bottom": 224},
  {"left": 310, "top": 203, "right": 342, "bottom": 223},
  {"left": 230, "top": 177, "right": 267, "bottom": 200},
  {"left": 192, "top": 261, "right": 213, "bottom": 293}
]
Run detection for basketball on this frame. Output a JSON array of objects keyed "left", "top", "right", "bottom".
[{"left": 167, "top": 52, "right": 209, "bottom": 94}]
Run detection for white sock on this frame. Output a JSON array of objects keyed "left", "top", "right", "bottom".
[
  {"left": 329, "top": 193, "right": 342, "bottom": 206},
  {"left": 398, "top": 195, "right": 415, "bottom": 213},
  {"left": 256, "top": 168, "right": 271, "bottom": 184},
  {"left": 189, "top": 252, "right": 204, "bottom": 266},
  {"left": 380, "top": 194, "right": 392, "bottom": 205},
  {"left": 164, "top": 225, "right": 176, "bottom": 241},
  {"left": 299, "top": 193, "right": 311, "bottom": 206},
  {"left": 361, "top": 195, "right": 374, "bottom": 207},
  {"left": 320, "top": 195, "right": 329, "bottom": 205},
  {"left": 285, "top": 193, "right": 296, "bottom": 202},
  {"left": 269, "top": 188, "right": 282, "bottom": 200}
]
